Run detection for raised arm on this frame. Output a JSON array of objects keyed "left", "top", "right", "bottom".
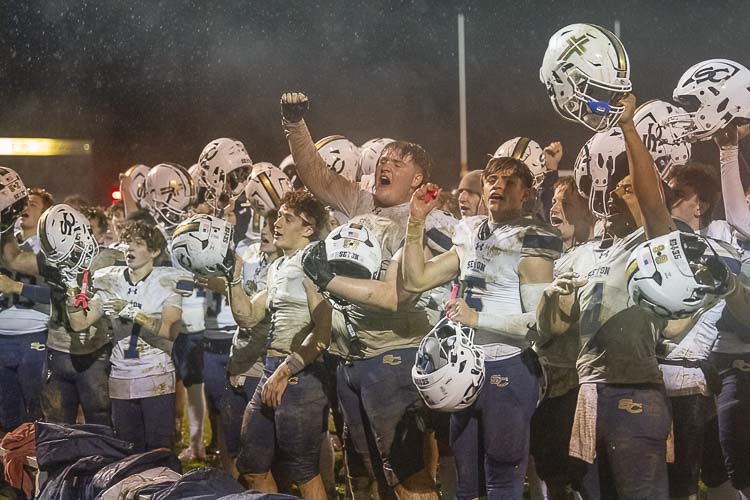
[
  {"left": 715, "top": 126, "right": 750, "bottom": 239},
  {"left": 402, "top": 184, "right": 460, "bottom": 292},
  {"left": 281, "top": 92, "right": 363, "bottom": 215},
  {"left": 619, "top": 94, "right": 675, "bottom": 238}
]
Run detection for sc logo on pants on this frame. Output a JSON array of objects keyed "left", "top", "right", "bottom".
[{"left": 617, "top": 398, "right": 643, "bottom": 414}]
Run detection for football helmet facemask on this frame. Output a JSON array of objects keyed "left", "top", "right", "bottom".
[
  {"left": 412, "top": 317, "right": 485, "bottom": 412},
  {"left": 668, "top": 59, "right": 750, "bottom": 142}
]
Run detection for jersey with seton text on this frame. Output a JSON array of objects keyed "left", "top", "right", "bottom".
[
  {"left": 453, "top": 215, "right": 562, "bottom": 359},
  {"left": 328, "top": 213, "right": 432, "bottom": 360},
  {"left": 92, "top": 266, "right": 186, "bottom": 383},
  {"left": 265, "top": 248, "right": 313, "bottom": 355},
  {"left": 564, "top": 228, "right": 666, "bottom": 385}
]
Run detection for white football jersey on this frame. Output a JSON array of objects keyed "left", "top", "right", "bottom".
[
  {"left": 265, "top": 248, "right": 312, "bottom": 354},
  {"left": 228, "top": 242, "right": 274, "bottom": 376},
  {"left": 93, "top": 266, "right": 186, "bottom": 395},
  {"left": 0, "top": 235, "right": 49, "bottom": 335},
  {"left": 453, "top": 215, "right": 562, "bottom": 359}
]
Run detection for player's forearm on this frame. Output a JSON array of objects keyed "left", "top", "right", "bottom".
[
  {"left": 67, "top": 294, "right": 103, "bottom": 331},
  {"left": 403, "top": 216, "right": 430, "bottom": 292},
  {"left": 283, "top": 119, "right": 357, "bottom": 214},
  {"left": 227, "top": 282, "right": 263, "bottom": 328},
  {"left": 1, "top": 236, "right": 39, "bottom": 276},
  {"left": 326, "top": 276, "right": 398, "bottom": 312},
  {"left": 285, "top": 301, "right": 331, "bottom": 374},
  {"left": 621, "top": 123, "right": 674, "bottom": 238},
  {"left": 720, "top": 146, "right": 750, "bottom": 239}
]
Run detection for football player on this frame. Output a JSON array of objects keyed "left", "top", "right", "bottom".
[
  {"left": 529, "top": 175, "right": 594, "bottom": 499},
  {"left": 228, "top": 191, "right": 332, "bottom": 499},
  {"left": 402, "top": 156, "right": 561, "bottom": 498},
  {"left": 0, "top": 177, "right": 51, "bottom": 431},
  {"left": 68, "top": 221, "right": 187, "bottom": 452},
  {"left": 537, "top": 94, "right": 691, "bottom": 498}
]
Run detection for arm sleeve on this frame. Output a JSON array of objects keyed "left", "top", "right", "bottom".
[
  {"left": 720, "top": 146, "right": 750, "bottom": 240},
  {"left": 521, "top": 224, "right": 563, "bottom": 261},
  {"left": 20, "top": 284, "right": 51, "bottom": 304},
  {"left": 283, "top": 119, "right": 366, "bottom": 217}
]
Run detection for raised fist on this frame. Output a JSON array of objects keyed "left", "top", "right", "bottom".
[{"left": 281, "top": 92, "right": 309, "bottom": 123}]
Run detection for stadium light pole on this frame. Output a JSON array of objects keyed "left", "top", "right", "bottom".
[
  {"left": 614, "top": 19, "right": 621, "bottom": 38},
  {"left": 458, "top": 13, "right": 469, "bottom": 178}
]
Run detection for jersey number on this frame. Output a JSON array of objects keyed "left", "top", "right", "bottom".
[{"left": 461, "top": 276, "right": 487, "bottom": 312}]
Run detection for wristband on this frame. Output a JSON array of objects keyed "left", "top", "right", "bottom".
[{"left": 284, "top": 352, "right": 306, "bottom": 375}]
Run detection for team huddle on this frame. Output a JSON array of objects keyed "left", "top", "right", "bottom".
[{"left": 0, "top": 22, "right": 749, "bottom": 500}]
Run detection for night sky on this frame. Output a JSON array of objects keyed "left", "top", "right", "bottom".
[{"left": 1, "top": 0, "right": 748, "bottom": 203}]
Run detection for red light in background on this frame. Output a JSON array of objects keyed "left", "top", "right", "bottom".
[{"left": 111, "top": 189, "right": 122, "bottom": 201}]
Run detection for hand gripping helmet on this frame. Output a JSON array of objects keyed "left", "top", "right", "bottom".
[
  {"left": 197, "top": 138, "right": 253, "bottom": 208},
  {"left": 38, "top": 204, "right": 99, "bottom": 279},
  {"left": 171, "top": 214, "right": 235, "bottom": 278},
  {"left": 244, "top": 162, "right": 292, "bottom": 211},
  {"left": 667, "top": 59, "right": 750, "bottom": 142},
  {"left": 325, "top": 222, "right": 382, "bottom": 280},
  {"left": 119, "top": 164, "right": 150, "bottom": 214},
  {"left": 0, "top": 167, "right": 28, "bottom": 234},
  {"left": 144, "top": 163, "right": 196, "bottom": 231},
  {"left": 493, "top": 137, "right": 548, "bottom": 187},
  {"left": 412, "top": 317, "right": 485, "bottom": 412},
  {"left": 357, "top": 138, "right": 395, "bottom": 180},
  {"left": 315, "top": 135, "right": 360, "bottom": 182},
  {"left": 626, "top": 231, "right": 729, "bottom": 319},
  {"left": 633, "top": 100, "right": 692, "bottom": 179},
  {"left": 540, "top": 23, "right": 632, "bottom": 132},
  {"left": 573, "top": 128, "right": 628, "bottom": 219}
]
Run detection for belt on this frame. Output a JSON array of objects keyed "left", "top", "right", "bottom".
[{"left": 202, "top": 337, "right": 232, "bottom": 355}]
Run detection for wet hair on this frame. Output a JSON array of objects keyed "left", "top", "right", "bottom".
[
  {"left": 669, "top": 161, "right": 720, "bottom": 225},
  {"left": 120, "top": 220, "right": 166, "bottom": 254},
  {"left": 279, "top": 191, "right": 329, "bottom": 241},
  {"left": 125, "top": 209, "right": 158, "bottom": 226},
  {"left": 28, "top": 188, "right": 55, "bottom": 210},
  {"left": 381, "top": 141, "right": 433, "bottom": 184},
  {"left": 82, "top": 206, "right": 108, "bottom": 233},
  {"left": 264, "top": 208, "right": 278, "bottom": 229},
  {"left": 553, "top": 175, "right": 577, "bottom": 193},
  {"left": 107, "top": 201, "right": 125, "bottom": 220},
  {"left": 62, "top": 194, "right": 87, "bottom": 211},
  {"left": 482, "top": 157, "right": 534, "bottom": 189}
]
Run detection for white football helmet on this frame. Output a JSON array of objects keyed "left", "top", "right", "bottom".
[
  {"left": 493, "top": 137, "right": 548, "bottom": 187},
  {"left": 634, "top": 100, "right": 692, "bottom": 179},
  {"left": 357, "top": 138, "right": 395, "bottom": 180},
  {"left": 197, "top": 138, "right": 253, "bottom": 208},
  {"left": 119, "top": 164, "right": 149, "bottom": 214},
  {"left": 574, "top": 128, "right": 628, "bottom": 219},
  {"left": 668, "top": 59, "right": 750, "bottom": 142},
  {"left": 244, "top": 162, "right": 292, "bottom": 211},
  {"left": 315, "top": 135, "right": 360, "bottom": 182},
  {"left": 38, "top": 204, "right": 99, "bottom": 279},
  {"left": 627, "top": 231, "right": 729, "bottom": 319},
  {"left": 0, "top": 167, "right": 28, "bottom": 234},
  {"left": 540, "top": 23, "right": 631, "bottom": 132},
  {"left": 412, "top": 317, "right": 485, "bottom": 412},
  {"left": 144, "top": 163, "right": 196, "bottom": 231},
  {"left": 325, "top": 222, "right": 382, "bottom": 280},
  {"left": 171, "top": 214, "right": 235, "bottom": 278}
]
